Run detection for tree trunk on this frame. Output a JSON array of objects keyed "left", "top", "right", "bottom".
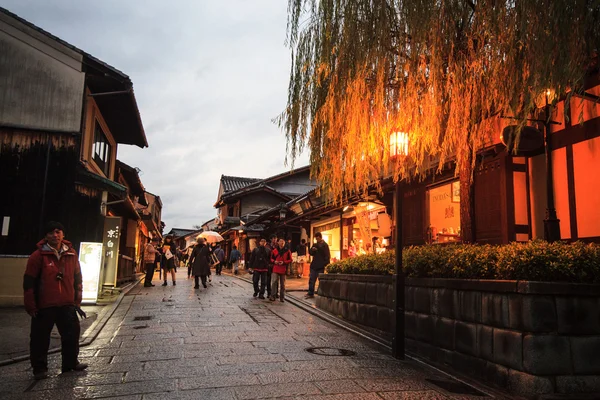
[{"left": 459, "top": 152, "right": 475, "bottom": 243}]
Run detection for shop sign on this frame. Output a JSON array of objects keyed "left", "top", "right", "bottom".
[
  {"left": 78, "top": 242, "right": 103, "bottom": 304},
  {"left": 102, "top": 216, "right": 121, "bottom": 287}
]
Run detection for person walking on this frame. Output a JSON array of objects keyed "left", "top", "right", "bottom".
[
  {"left": 143, "top": 237, "right": 160, "bottom": 287},
  {"left": 229, "top": 245, "right": 241, "bottom": 275},
  {"left": 265, "top": 234, "right": 277, "bottom": 298},
  {"left": 305, "top": 232, "right": 330, "bottom": 299},
  {"left": 269, "top": 238, "right": 292, "bottom": 302},
  {"left": 161, "top": 235, "right": 178, "bottom": 286},
  {"left": 23, "top": 221, "right": 88, "bottom": 380},
  {"left": 296, "top": 238, "right": 308, "bottom": 278},
  {"left": 188, "top": 238, "right": 211, "bottom": 289},
  {"left": 214, "top": 244, "right": 225, "bottom": 275},
  {"left": 249, "top": 238, "right": 270, "bottom": 299}
]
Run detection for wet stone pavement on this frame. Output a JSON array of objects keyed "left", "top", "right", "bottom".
[{"left": 0, "top": 271, "right": 508, "bottom": 400}]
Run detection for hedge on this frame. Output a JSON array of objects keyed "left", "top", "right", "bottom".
[{"left": 325, "top": 240, "right": 600, "bottom": 283}]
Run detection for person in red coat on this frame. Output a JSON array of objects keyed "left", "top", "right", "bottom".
[
  {"left": 23, "top": 221, "right": 87, "bottom": 380},
  {"left": 269, "top": 238, "right": 292, "bottom": 302}
]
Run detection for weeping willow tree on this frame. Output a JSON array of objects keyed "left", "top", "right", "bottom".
[{"left": 278, "top": 0, "right": 600, "bottom": 242}]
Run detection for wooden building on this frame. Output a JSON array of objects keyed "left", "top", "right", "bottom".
[{"left": 0, "top": 8, "right": 150, "bottom": 304}]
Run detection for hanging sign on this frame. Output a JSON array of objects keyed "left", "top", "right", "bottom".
[
  {"left": 79, "top": 242, "right": 103, "bottom": 304},
  {"left": 102, "top": 216, "right": 122, "bottom": 287}
]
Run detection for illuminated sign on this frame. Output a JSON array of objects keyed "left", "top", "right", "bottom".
[
  {"left": 102, "top": 216, "right": 122, "bottom": 287},
  {"left": 79, "top": 242, "right": 103, "bottom": 304}
]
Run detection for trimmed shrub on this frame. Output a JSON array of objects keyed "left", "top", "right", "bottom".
[{"left": 325, "top": 240, "right": 600, "bottom": 283}]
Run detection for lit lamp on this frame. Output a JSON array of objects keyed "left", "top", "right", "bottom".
[
  {"left": 389, "top": 131, "right": 408, "bottom": 360},
  {"left": 279, "top": 203, "right": 288, "bottom": 220}
]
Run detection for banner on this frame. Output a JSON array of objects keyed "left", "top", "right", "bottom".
[
  {"left": 102, "top": 216, "right": 122, "bottom": 287},
  {"left": 79, "top": 242, "right": 103, "bottom": 304}
]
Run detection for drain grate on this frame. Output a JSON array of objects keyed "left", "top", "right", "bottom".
[
  {"left": 426, "top": 379, "right": 487, "bottom": 396},
  {"left": 133, "top": 316, "right": 152, "bottom": 321},
  {"left": 305, "top": 347, "right": 356, "bottom": 357},
  {"left": 133, "top": 325, "right": 149, "bottom": 330}
]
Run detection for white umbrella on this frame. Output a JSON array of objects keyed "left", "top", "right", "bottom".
[{"left": 197, "top": 231, "right": 224, "bottom": 244}]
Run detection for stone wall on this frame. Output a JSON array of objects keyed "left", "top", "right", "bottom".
[{"left": 316, "top": 274, "right": 600, "bottom": 398}]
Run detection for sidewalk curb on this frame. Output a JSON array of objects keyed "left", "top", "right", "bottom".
[{"left": 0, "top": 276, "right": 143, "bottom": 367}]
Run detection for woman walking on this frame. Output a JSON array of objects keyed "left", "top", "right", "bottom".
[
  {"left": 188, "top": 237, "right": 211, "bottom": 289},
  {"left": 269, "top": 238, "right": 292, "bottom": 302},
  {"left": 161, "top": 235, "right": 178, "bottom": 286}
]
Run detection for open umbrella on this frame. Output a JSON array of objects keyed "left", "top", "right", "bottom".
[{"left": 197, "top": 231, "right": 224, "bottom": 244}]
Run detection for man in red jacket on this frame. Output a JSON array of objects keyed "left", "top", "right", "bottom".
[{"left": 23, "top": 221, "right": 87, "bottom": 380}]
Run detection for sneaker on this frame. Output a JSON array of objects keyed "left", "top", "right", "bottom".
[
  {"left": 253, "top": 292, "right": 258, "bottom": 298},
  {"left": 258, "top": 295, "right": 265, "bottom": 300},
  {"left": 33, "top": 371, "right": 48, "bottom": 380},
  {"left": 203, "top": 284, "right": 207, "bottom": 288},
  {"left": 162, "top": 282, "right": 167, "bottom": 286},
  {"left": 269, "top": 296, "right": 275, "bottom": 302},
  {"left": 280, "top": 299, "right": 285, "bottom": 303},
  {"left": 304, "top": 294, "right": 314, "bottom": 299},
  {"left": 194, "top": 286, "right": 200, "bottom": 289},
  {"left": 173, "top": 281, "right": 176, "bottom": 286}
]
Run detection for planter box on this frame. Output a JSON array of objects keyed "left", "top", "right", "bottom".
[{"left": 317, "top": 274, "right": 600, "bottom": 399}]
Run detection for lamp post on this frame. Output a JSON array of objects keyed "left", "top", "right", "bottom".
[
  {"left": 390, "top": 131, "right": 408, "bottom": 359},
  {"left": 542, "top": 91, "right": 561, "bottom": 242}
]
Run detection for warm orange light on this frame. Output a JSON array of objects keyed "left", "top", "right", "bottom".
[{"left": 390, "top": 131, "right": 409, "bottom": 157}]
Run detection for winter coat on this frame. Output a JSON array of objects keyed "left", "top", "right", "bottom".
[
  {"left": 23, "top": 239, "right": 82, "bottom": 314},
  {"left": 249, "top": 246, "right": 270, "bottom": 272},
  {"left": 270, "top": 246, "right": 292, "bottom": 275},
  {"left": 309, "top": 240, "right": 331, "bottom": 270},
  {"left": 189, "top": 244, "right": 211, "bottom": 276},
  {"left": 214, "top": 247, "right": 225, "bottom": 262}
]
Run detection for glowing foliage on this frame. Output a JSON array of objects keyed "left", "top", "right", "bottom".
[{"left": 279, "top": 0, "right": 600, "bottom": 201}]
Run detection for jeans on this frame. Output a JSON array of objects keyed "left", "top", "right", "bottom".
[
  {"left": 266, "top": 266, "right": 273, "bottom": 296},
  {"left": 307, "top": 268, "right": 324, "bottom": 296},
  {"left": 30, "top": 306, "right": 80, "bottom": 373},
  {"left": 270, "top": 272, "right": 286, "bottom": 300},
  {"left": 144, "top": 262, "right": 155, "bottom": 286},
  {"left": 252, "top": 271, "right": 267, "bottom": 295}
]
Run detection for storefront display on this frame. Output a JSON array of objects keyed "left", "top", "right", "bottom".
[{"left": 427, "top": 181, "right": 461, "bottom": 243}]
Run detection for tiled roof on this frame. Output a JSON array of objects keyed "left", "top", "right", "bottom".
[
  {"left": 167, "top": 228, "right": 197, "bottom": 238},
  {"left": 221, "top": 175, "right": 261, "bottom": 193}
]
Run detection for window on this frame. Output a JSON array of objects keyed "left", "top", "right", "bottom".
[
  {"left": 427, "top": 181, "right": 461, "bottom": 243},
  {"left": 92, "top": 121, "right": 112, "bottom": 176}
]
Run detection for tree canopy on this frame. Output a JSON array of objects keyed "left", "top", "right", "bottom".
[{"left": 279, "top": 0, "right": 600, "bottom": 201}]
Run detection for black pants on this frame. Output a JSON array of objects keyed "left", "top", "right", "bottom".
[
  {"left": 266, "top": 266, "right": 273, "bottom": 296},
  {"left": 216, "top": 263, "right": 223, "bottom": 275},
  {"left": 252, "top": 271, "right": 268, "bottom": 295},
  {"left": 144, "top": 262, "right": 155, "bottom": 286},
  {"left": 30, "top": 306, "right": 80, "bottom": 373},
  {"left": 194, "top": 275, "right": 207, "bottom": 288}
]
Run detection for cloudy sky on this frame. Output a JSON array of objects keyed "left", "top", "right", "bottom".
[{"left": 3, "top": 0, "right": 309, "bottom": 231}]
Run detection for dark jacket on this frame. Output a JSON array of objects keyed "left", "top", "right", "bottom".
[
  {"left": 229, "top": 249, "right": 241, "bottom": 263},
  {"left": 23, "top": 239, "right": 82, "bottom": 314},
  {"left": 189, "top": 244, "right": 211, "bottom": 276},
  {"left": 309, "top": 240, "right": 330, "bottom": 270},
  {"left": 249, "top": 246, "right": 270, "bottom": 272},
  {"left": 270, "top": 246, "right": 292, "bottom": 275},
  {"left": 214, "top": 247, "right": 225, "bottom": 262},
  {"left": 296, "top": 243, "right": 307, "bottom": 256}
]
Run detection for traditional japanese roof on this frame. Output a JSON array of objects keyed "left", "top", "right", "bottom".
[
  {"left": 0, "top": 7, "right": 147, "bottom": 148},
  {"left": 116, "top": 160, "right": 148, "bottom": 207},
  {"left": 166, "top": 228, "right": 197, "bottom": 238},
  {"left": 220, "top": 175, "right": 261, "bottom": 193}
]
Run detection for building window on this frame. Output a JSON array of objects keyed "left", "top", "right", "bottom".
[
  {"left": 93, "top": 121, "right": 112, "bottom": 176},
  {"left": 427, "top": 180, "right": 461, "bottom": 243}
]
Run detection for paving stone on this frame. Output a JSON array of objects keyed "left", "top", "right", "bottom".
[
  {"left": 234, "top": 382, "right": 322, "bottom": 399},
  {"left": 83, "top": 380, "right": 176, "bottom": 398},
  {"left": 379, "top": 391, "right": 449, "bottom": 399},
  {"left": 32, "top": 372, "right": 124, "bottom": 390},
  {"left": 179, "top": 374, "right": 260, "bottom": 390},
  {"left": 314, "top": 379, "right": 367, "bottom": 394},
  {"left": 297, "top": 393, "right": 383, "bottom": 400},
  {"left": 143, "top": 387, "right": 236, "bottom": 400},
  {"left": 355, "top": 377, "right": 435, "bottom": 392}
]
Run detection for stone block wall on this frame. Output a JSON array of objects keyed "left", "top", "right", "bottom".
[{"left": 316, "top": 274, "right": 600, "bottom": 399}]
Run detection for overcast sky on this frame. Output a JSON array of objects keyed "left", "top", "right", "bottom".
[{"left": 2, "top": 0, "right": 309, "bottom": 231}]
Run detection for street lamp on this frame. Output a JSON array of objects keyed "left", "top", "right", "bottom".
[
  {"left": 390, "top": 131, "right": 408, "bottom": 359},
  {"left": 279, "top": 203, "right": 288, "bottom": 220}
]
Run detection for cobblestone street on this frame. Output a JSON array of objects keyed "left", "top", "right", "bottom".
[{"left": 0, "top": 272, "right": 508, "bottom": 399}]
